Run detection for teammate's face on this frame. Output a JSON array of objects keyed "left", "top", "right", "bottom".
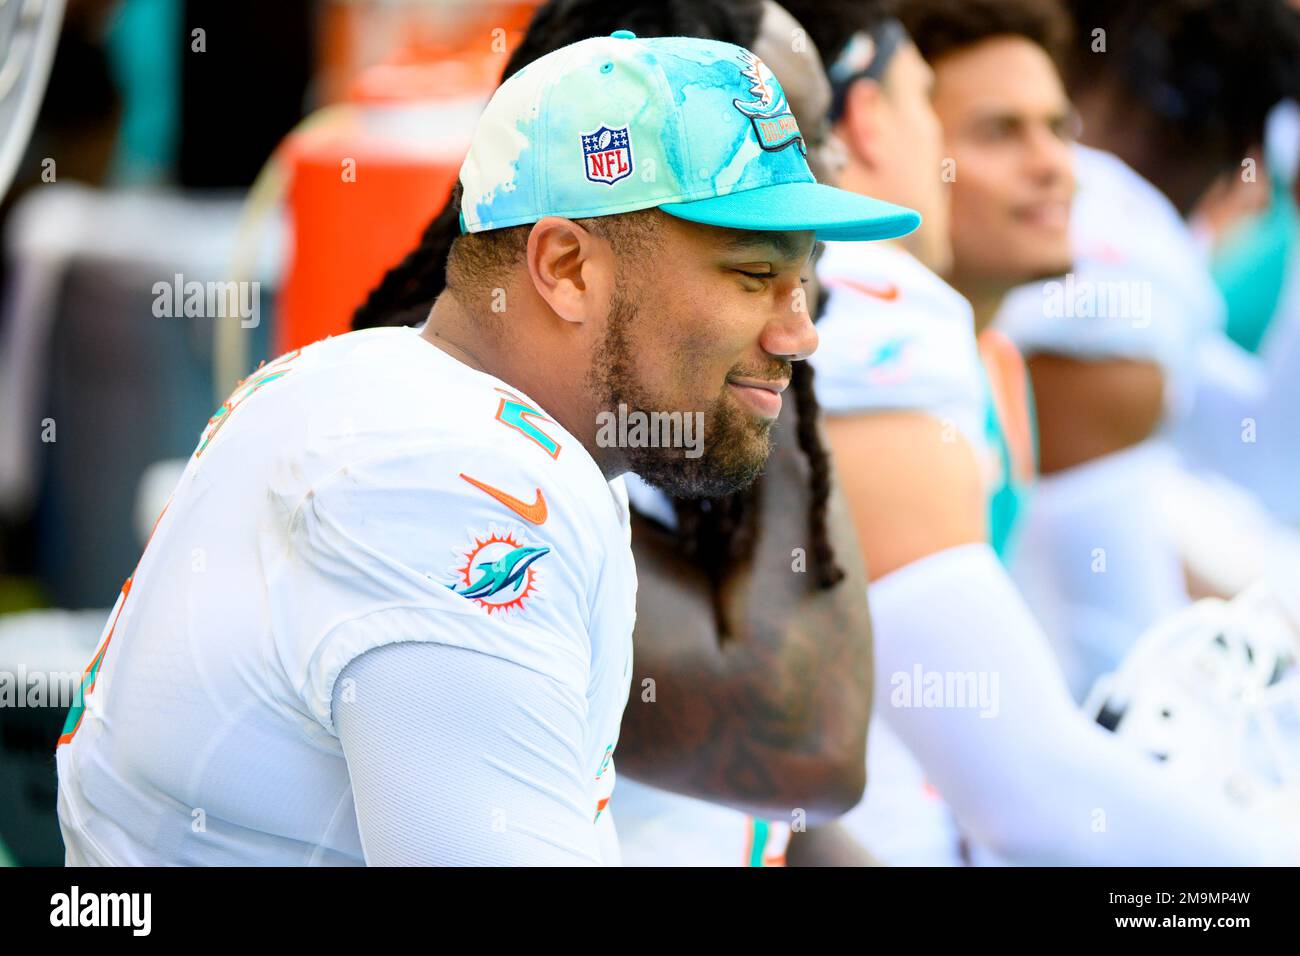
[
  {"left": 930, "top": 37, "right": 1076, "bottom": 291},
  {"left": 877, "top": 44, "right": 952, "bottom": 272},
  {"left": 589, "top": 216, "right": 817, "bottom": 498}
]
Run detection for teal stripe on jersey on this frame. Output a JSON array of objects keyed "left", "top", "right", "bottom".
[
  {"left": 980, "top": 364, "right": 1036, "bottom": 563},
  {"left": 748, "top": 819, "right": 771, "bottom": 867}
]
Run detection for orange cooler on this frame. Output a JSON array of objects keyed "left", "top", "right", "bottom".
[
  {"left": 276, "top": 0, "right": 536, "bottom": 352},
  {"left": 276, "top": 98, "right": 483, "bottom": 353}
]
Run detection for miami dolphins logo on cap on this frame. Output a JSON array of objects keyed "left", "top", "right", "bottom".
[
  {"left": 581, "top": 125, "right": 634, "bottom": 185},
  {"left": 448, "top": 527, "right": 550, "bottom": 615},
  {"left": 732, "top": 51, "right": 806, "bottom": 155}
]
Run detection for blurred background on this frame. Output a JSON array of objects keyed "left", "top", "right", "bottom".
[
  {"left": 3, "top": 0, "right": 1299, "bottom": 868},
  {"left": 0, "top": 0, "right": 539, "bottom": 866}
]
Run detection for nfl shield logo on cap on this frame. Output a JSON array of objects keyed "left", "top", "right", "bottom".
[{"left": 581, "top": 125, "right": 634, "bottom": 186}]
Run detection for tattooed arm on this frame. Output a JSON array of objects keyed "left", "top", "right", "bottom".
[{"left": 614, "top": 410, "right": 874, "bottom": 826}]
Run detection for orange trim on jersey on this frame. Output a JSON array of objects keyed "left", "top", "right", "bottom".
[
  {"left": 196, "top": 352, "right": 301, "bottom": 458},
  {"left": 822, "top": 275, "right": 901, "bottom": 302},
  {"left": 978, "top": 329, "right": 1035, "bottom": 483},
  {"left": 743, "top": 819, "right": 789, "bottom": 867},
  {"left": 86, "top": 578, "right": 131, "bottom": 698},
  {"left": 58, "top": 577, "right": 132, "bottom": 746},
  {"left": 58, "top": 492, "right": 174, "bottom": 746},
  {"left": 144, "top": 499, "right": 171, "bottom": 549}
]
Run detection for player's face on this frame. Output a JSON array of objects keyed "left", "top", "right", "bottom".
[
  {"left": 878, "top": 43, "right": 952, "bottom": 273},
  {"left": 589, "top": 216, "right": 817, "bottom": 498},
  {"left": 930, "top": 37, "right": 1076, "bottom": 291}
]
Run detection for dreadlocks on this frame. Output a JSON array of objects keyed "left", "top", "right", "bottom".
[{"left": 350, "top": 0, "right": 846, "bottom": 622}]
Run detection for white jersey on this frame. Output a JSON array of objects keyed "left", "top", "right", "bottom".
[
  {"left": 811, "top": 241, "right": 990, "bottom": 865},
  {"left": 995, "top": 143, "right": 1226, "bottom": 412},
  {"left": 812, "top": 240, "right": 987, "bottom": 451},
  {"left": 56, "top": 327, "right": 636, "bottom": 865},
  {"left": 837, "top": 722, "right": 964, "bottom": 866},
  {"left": 612, "top": 777, "right": 790, "bottom": 867},
  {"left": 812, "top": 238, "right": 1034, "bottom": 557}
]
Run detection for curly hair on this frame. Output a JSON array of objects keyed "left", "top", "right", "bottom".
[{"left": 897, "top": 0, "right": 1072, "bottom": 69}]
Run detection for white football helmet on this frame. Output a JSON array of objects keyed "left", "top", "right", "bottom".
[{"left": 1085, "top": 582, "right": 1300, "bottom": 824}]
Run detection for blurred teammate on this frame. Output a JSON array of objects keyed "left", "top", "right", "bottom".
[
  {"left": 795, "top": 0, "right": 1298, "bottom": 865},
  {"left": 354, "top": 0, "right": 884, "bottom": 868},
  {"left": 55, "top": 32, "right": 917, "bottom": 865},
  {"left": 987, "top": 0, "right": 1300, "bottom": 694}
]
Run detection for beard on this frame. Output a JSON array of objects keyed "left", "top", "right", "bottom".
[{"left": 588, "top": 287, "right": 778, "bottom": 499}]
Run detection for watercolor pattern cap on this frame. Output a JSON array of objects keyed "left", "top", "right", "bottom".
[{"left": 458, "top": 30, "right": 921, "bottom": 242}]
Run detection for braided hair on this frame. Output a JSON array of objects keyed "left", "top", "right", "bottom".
[{"left": 351, "top": 0, "right": 846, "bottom": 626}]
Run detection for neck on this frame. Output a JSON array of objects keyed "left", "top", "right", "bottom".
[
  {"left": 948, "top": 275, "right": 1004, "bottom": 334},
  {"left": 419, "top": 292, "right": 627, "bottom": 479},
  {"left": 968, "top": 293, "right": 1003, "bottom": 335}
]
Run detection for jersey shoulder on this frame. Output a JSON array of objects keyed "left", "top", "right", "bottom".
[
  {"left": 1070, "top": 144, "right": 1198, "bottom": 269},
  {"left": 200, "top": 327, "right": 622, "bottom": 543},
  {"left": 207, "top": 330, "right": 629, "bottom": 731},
  {"left": 812, "top": 241, "right": 985, "bottom": 441}
]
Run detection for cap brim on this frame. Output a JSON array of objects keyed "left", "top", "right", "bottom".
[{"left": 658, "top": 181, "right": 920, "bottom": 242}]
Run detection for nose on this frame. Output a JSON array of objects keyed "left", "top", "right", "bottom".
[
  {"left": 759, "top": 290, "right": 819, "bottom": 362},
  {"left": 1025, "top": 123, "right": 1073, "bottom": 187}
]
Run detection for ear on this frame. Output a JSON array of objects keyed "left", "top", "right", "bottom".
[
  {"left": 840, "top": 77, "right": 888, "bottom": 172},
  {"left": 525, "top": 217, "right": 616, "bottom": 326}
]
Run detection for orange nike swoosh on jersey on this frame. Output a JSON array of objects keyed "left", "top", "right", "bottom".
[
  {"left": 826, "top": 276, "right": 901, "bottom": 301},
  {"left": 460, "top": 473, "right": 548, "bottom": 524}
]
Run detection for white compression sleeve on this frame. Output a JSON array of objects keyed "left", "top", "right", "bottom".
[
  {"left": 333, "top": 641, "right": 605, "bottom": 866},
  {"left": 1175, "top": 319, "right": 1300, "bottom": 523},
  {"left": 1011, "top": 440, "right": 1191, "bottom": 698},
  {"left": 870, "top": 543, "right": 1293, "bottom": 866}
]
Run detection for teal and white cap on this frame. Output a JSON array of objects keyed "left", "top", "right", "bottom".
[{"left": 458, "top": 30, "right": 921, "bottom": 242}]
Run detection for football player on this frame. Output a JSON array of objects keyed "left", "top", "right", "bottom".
[
  {"left": 55, "top": 31, "right": 917, "bottom": 865},
  {"left": 987, "top": 0, "right": 1300, "bottom": 693},
  {"left": 353, "top": 0, "right": 885, "bottom": 868},
  {"left": 789, "top": 0, "right": 1299, "bottom": 864}
]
